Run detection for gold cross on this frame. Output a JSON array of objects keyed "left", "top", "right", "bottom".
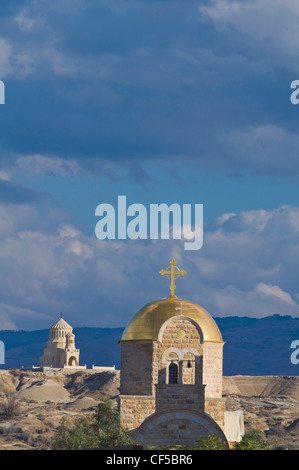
[{"left": 159, "top": 259, "right": 186, "bottom": 299}]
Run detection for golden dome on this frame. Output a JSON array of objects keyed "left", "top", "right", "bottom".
[{"left": 121, "top": 297, "right": 223, "bottom": 343}]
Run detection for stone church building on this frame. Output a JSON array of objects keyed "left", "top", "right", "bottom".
[
  {"left": 119, "top": 260, "right": 244, "bottom": 447},
  {"left": 39, "top": 315, "right": 85, "bottom": 370}
]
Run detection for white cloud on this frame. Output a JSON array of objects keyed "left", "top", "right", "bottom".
[
  {"left": 16, "top": 154, "right": 81, "bottom": 176},
  {"left": 256, "top": 282, "right": 295, "bottom": 305},
  {"left": 15, "top": 10, "right": 44, "bottom": 32},
  {"left": 59, "top": 225, "right": 80, "bottom": 239},
  {"left": 187, "top": 205, "right": 299, "bottom": 317},
  {"left": 0, "top": 302, "right": 50, "bottom": 331},
  {"left": 0, "top": 39, "right": 14, "bottom": 78},
  {"left": 65, "top": 240, "right": 93, "bottom": 259},
  {"left": 40, "top": 39, "right": 78, "bottom": 76},
  {"left": 214, "top": 213, "right": 236, "bottom": 226},
  {"left": 0, "top": 170, "right": 10, "bottom": 181},
  {"left": 200, "top": 0, "right": 299, "bottom": 72},
  {"left": 0, "top": 37, "right": 34, "bottom": 79},
  {"left": 0, "top": 202, "right": 299, "bottom": 330}
]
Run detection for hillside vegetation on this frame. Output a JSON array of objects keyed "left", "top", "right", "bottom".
[{"left": 0, "top": 370, "right": 298, "bottom": 450}]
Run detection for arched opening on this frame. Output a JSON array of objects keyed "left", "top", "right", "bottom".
[
  {"left": 68, "top": 356, "right": 77, "bottom": 366},
  {"left": 183, "top": 353, "right": 196, "bottom": 384},
  {"left": 168, "top": 362, "right": 178, "bottom": 384}
]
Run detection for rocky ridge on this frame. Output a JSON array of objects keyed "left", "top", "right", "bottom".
[{"left": 0, "top": 370, "right": 298, "bottom": 450}]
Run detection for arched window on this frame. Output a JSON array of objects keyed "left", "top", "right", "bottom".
[
  {"left": 68, "top": 356, "right": 77, "bottom": 366},
  {"left": 169, "top": 362, "right": 178, "bottom": 384}
]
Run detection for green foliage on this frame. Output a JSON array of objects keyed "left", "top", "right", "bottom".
[
  {"left": 51, "top": 399, "right": 134, "bottom": 450},
  {"left": 147, "top": 445, "right": 192, "bottom": 450},
  {"left": 194, "top": 434, "right": 226, "bottom": 450},
  {"left": 147, "top": 434, "right": 226, "bottom": 450},
  {"left": 234, "top": 429, "right": 269, "bottom": 450}
]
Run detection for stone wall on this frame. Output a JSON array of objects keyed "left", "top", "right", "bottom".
[
  {"left": 133, "top": 409, "right": 229, "bottom": 448},
  {"left": 155, "top": 383, "right": 205, "bottom": 412},
  {"left": 202, "top": 342, "right": 224, "bottom": 398},
  {"left": 119, "top": 395, "right": 155, "bottom": 430},
  {"left": 153, "top": 316, "right": 203, "bottom": 386},
  {"left": 205, "top": 397, "right": 226, "bottom": 428},
  {"left": 120, "top": 340, "right": 154, "bottom": 396}
]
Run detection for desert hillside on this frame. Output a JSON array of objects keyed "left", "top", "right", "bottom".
[
  {"left": 0, "top": 368, "right": 120, "bottom": 450},
  {"left": 0, "top": 369, "right": 298, "bottom": 450}
]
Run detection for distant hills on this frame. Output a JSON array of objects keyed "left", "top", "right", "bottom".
[
  {"left": 1, "top": 315, "right": 299, "bottom": 376},
  {"left": 216, "top": 315, "right": 299, "bottom": 375}
]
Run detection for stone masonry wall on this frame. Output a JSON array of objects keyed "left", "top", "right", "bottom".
[
  {"left": 155, "top": 384, "right": 205, "bottom": 412},
  {"left": 205, "top": 397, "right": 226, "bottom": 428},
  {"left": 119, "top": 395, "right": 155, "bottom": 430},
  {"left": 133, "top": 410, "right": 228, "bottom": 448},
  {"left": 120, "top": 340, "right": 154, "bottom": 396},
  {"left": 202, "top": 342, "right": 224, "bottom": 398},
  {"left": 153, "top": 316, "right": 203, "bottom": 386}
]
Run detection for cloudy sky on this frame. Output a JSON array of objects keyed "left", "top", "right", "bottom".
[{"left": 0, "top": 0, "right": 299, "bottom": 330}]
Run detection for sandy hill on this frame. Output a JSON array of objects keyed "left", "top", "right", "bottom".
[
  {"left": 0, "top": 370, "right": 299, "bottom": 450},
  {"left": 0, "top": 369, "right": 120, "bottom": 450},
  {"left": 223, "top": 375, "right": 299, "bottom": 400}
]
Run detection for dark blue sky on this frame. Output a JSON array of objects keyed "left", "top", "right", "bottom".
[{"left": 0, "top": 0, "right": 299, "bottom": 331}]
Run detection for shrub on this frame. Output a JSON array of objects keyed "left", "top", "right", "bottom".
[
  {"left": 234, "top": 429, "right": 269, "bottom": 450},
  {"left": 147, "top": 434, "right": 226, "bottom": 451},
  {"left": 0, "top": 393, "right": 21, "bottom": 419},
  {"left": 195, "top": 434, "right": 226, "bottom": 450},
  {"left": 51, "top": 399, "right": 133, "bottom": 450}
]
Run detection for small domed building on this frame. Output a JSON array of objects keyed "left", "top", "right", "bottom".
[
  {"left": 40, "top": 315, "right": 84, "bottom": 369},
  {"left": 119, "top": 260, "right": 244, "bottom": 447}
]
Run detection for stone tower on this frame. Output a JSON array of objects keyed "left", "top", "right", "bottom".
[
  {"left": 39, "top": 315, "right": 81, "bottom": 369},
  {"left": 119, "top": 260, "right": 243, "bottom": 447}
]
